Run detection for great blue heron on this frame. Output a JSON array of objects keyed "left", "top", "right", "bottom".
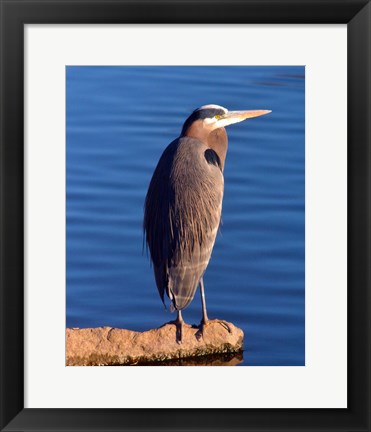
[{"left": 144, "top": 104, "right": 271, "bottom": 342}]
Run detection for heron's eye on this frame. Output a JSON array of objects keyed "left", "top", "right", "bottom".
[{"left": 215, "top": 115, "right": 222, "bottom": 120}]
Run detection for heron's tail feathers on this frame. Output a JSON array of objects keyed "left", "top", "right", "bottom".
[{"left": 167, "top": 284, "right": 197, "bottom": 311}]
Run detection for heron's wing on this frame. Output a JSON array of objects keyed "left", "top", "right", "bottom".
[{"left": 144, "top": 140, "right": 178, "bottom": 304}]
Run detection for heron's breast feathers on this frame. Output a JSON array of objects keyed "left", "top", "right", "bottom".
[
  {"left": 144, "top": 137, "right": 224, "bottom": 269},
  {"left": 169, "top": 140, "right": 223, "bottom": 264}
]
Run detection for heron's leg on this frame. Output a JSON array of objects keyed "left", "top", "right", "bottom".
[
  {"left": 197, "top": 278, "right": 210, "bottom": 340},
  {"left": 200, "top": 277, "right": 209, "bottom": 324},
  {"left": 174, "top": 310, "right": 184, "bottom": 344},
  {"left": 197, "top": 278, "right": 232, "bottom": 338}
]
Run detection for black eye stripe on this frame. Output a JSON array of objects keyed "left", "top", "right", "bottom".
[
  {"left": 181, "top": 108, "right": 225, "bottom": 135},
  {"left": 193, "top": 108, "right": 225, "bottom": 119}
]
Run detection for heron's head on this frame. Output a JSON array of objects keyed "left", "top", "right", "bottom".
[{"left": 181, "top": 104, "right": 271, "bottom": 137}]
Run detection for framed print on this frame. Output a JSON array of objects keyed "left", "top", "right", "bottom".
[
  {"left": 28, "top": 25, "right": 342, "bottom": 408},
  {"left": 0, "top": 1, "right": 370, "bottom": 431}
]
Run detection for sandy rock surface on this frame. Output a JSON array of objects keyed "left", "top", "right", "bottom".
[{"left": 66, "top": 320, "right": 244, "bottom": 366}]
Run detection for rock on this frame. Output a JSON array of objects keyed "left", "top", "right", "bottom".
[{"left": 66, "top": 320, "right": 244, "bottom": 366}]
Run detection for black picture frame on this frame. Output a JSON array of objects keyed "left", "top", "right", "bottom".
[{"left": 1, "top": 1, "right": 370, "bottom": 431}]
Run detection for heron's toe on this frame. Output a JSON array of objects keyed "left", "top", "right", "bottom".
[
  {"left": 216, "top": 320, "right": 232, "bottom": 333},
  {"left": 195, "top": 319, "right": 209, "bottom": 340}
]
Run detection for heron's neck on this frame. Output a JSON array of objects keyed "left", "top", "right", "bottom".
[
  {"left": 207, "top": 128, "right": 228, "bottom": 171},
  {"left": 183, "top": 122, "right": 228, "bottom": 171}
]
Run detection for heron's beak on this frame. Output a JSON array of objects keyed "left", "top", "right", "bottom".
[{"left": 217, "top": 110, "right": 271, "bottom": 127}]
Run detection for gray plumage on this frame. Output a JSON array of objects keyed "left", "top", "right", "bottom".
[{"left": 144, "top": 136, "right": 223, "bottom": 310}]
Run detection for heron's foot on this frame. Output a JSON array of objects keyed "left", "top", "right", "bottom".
[
  {"left": 196, "top": 319, "right": 232, "bottom": 340},
  {"left": 176, "top": 320, "right": 183, "bottom": 344},
  {"left": 169, "top": 318, "right": 186, "bottom": 344},
  {"left": 196, "top": 319, "right": 208, "bottom": 341}
]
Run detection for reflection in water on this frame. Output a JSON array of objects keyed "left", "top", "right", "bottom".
[{"left": 132, "top": 351, "right": 244, "bottom": 367}]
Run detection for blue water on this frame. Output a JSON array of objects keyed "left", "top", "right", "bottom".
[{"left": 66, "top": 66, "right": 305, "bottom": 366}]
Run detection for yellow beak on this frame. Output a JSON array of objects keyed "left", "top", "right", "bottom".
[{"left": 217, "top": 110, "right": 271, "bottom": 127}]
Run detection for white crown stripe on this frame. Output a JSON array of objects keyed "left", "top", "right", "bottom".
[{"left": 196, "top": 104, "right": 228, "bottom": 113}]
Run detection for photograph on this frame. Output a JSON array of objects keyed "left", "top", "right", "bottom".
[{"left": 66, "top": 65, "right": 305, "bottom": 366}]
